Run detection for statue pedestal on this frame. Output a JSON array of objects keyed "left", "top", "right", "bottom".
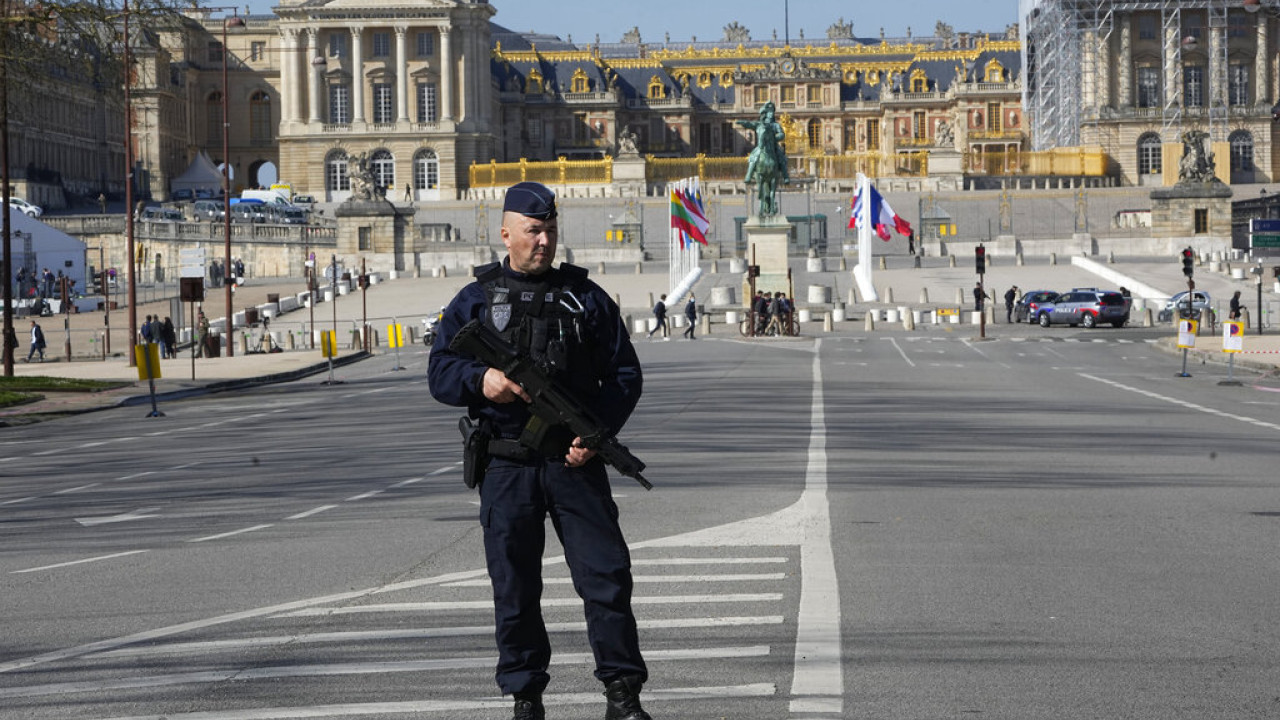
[
  {"left": 611, "top": 156, "right": 646, "bottom": 196},
  {"left": 928, "top": 148, "right": 964, "bottom": 191},
  {"left": 740, "top": 214, "right": 792, "bottom": 299},
  {"left": 334, "top": 200, "right": 415, "bottom": 272},
  {"left": 1150, "top": 180, "right": 1233, "bottom": 242}
]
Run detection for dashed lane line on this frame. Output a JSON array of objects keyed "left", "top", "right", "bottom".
[
  {"left": 187, "top": 524, "right": 274, "bottom": 544},
  {"left": 10, "top": 550, "right": 149, "bottom": 575},
  {"left": 1081, "top": 373, "right": 1280, "bottom": 433},
  {"left": 286, "top": 505, "right": 338, "bottom": 521}
]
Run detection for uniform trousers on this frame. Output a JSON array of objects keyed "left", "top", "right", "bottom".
[{"left": 479, "top": 454, "right": 647, "bottom": 695}]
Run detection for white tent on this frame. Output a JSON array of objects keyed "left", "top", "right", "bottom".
[
  {"left": 169, "top": 151, "right": 224, "bottom": 197},
  {"left": 5, "top": 207, "right": 89, "bottom": 308}
]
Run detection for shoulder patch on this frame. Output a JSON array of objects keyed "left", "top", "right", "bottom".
[{"left": 473, "top": 262, "right": 502, "bottom": 282}]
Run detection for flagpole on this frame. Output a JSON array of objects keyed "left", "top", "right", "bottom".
[{"left": 854, "top": 173, "right": 878, "bottom": 302}]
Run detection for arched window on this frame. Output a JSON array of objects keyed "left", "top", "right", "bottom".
[
  {"left": 525, "top": 69, "right": 543, "bottom": 94},
  {"left": 206, "top": 92, "right": 222, "bottom": 145},
  {"left": 325, "top": 150, "right": 349, "bottom": 191},
  {"left": 250, "top": 91, "right": 272, "bottom": 144},
  {"left": 370, "top": 149, "right": 395, "bottom": 190},
  {"left": 910, "top": 69, "right": 928, "bottom": 93},
  {"left": 807, "top": 119, "right": 822, "bottom": 150},
  {"left": 571, "top": 68, "right": 589, "bottom": 93},
  {"left": 984, "top": 60, "right": 1005, "bottom": 83},
  {"left": 1229, "top": 130, "right": 1254, "bottom": 171},
  {"left": 414, "top": 148, "right": 439, "bottom": 190},
  {"left": 1137, "top": 132, "right": 1163, "bottom": 176},
  {"left": 648, "top": 75, "right": 666, "bottom": 99}
]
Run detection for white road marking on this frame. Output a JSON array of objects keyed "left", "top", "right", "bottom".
[
  {"left": 278, "top": 593, "right": 784, "bottom": 618},
  {"left": 884, "top": 337, "right": 916, "bottom": 367},
  {"left": 286, "top": 505, "right": 337, "bottom": 521},
  {"left": 429, "top": 464, "right": 459, "bottom": 476},
  {"left": 78, "top": 441, "right": 109, "bottom": 449},
  {"left": 88, "top": 684, "right": 777, "bottom": 719},
  {"left": 0, "top": 649, "right": 770, "bottom": 701},
  {"left": 632, "top": 557, "right": 788, "bottom": 566},
  {"left": 388, "top": 477, "right": 424, "bottom": 488},
  {"left": 95, "top": 617, "right": 786, "bottom": 659},
  {"left": 0, "top": 496, "right": 37, "bottom": 506},
  {"left": 54, "top": 483, "right": 100, "bottom": 495},
  {"left": 76, "top": 507, "right": 162, "bottom": 527},
  {"left": 10, "top": 550, "right": 149, "bottom": 575},
  {"left": 346, "top": 490, "right": 383, "bottom": 501},
  {"left": 187, "top": 524, "right": 274, "bottom": 543},
  {"left": 442, "top": 573, "right": 785, "bottom": 587},
  {"left": 962, "top": 338, "right": 1012, "bottom": 368},
  {"left": 1081, "top": 373, "right": 1280, "bottom": 432}
]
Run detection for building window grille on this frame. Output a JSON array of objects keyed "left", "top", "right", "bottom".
[
  {"left": 328, "top": 84, "right": 350, "bottom": 124},
  {"left": 372, "top": 83, "right": 394, "bottom": 123},
  {"left": 417, "top": 82, "right": 438, "bottom": 123}
]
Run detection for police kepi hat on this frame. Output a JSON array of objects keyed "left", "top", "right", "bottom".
[{"left": 503, "top": 181, "right": 557, "bottom": 219}]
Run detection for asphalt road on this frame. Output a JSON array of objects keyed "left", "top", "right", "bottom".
[{"left": 2, "top": 323, "right": 1279, "bottom": 719}]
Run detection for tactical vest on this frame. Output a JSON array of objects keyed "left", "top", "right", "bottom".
[{"left": 474, "top": 261, "right": 600, "bottom": 402}]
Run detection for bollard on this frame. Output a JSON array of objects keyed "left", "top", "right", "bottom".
[
  {"left": 597, "top": 262, "right": 607, "bottom": 275},
  {"left": 413, "top": 268, "right": 422, "bottom": 278},
  {"left": 701, "top": 314, "right": 711, "bottom": 335},
  {"left": 240, "top": 334, "right": 249, "bottom": 354},
  {"left": 823, "top": 312, "right": 833, "bottom": 332},
  {"left": 710, "top": 260, "right": 718, "bottom": 274},
  {"left": 439, "top": 266, "right": 448, "bottom": 278},
  {"left": 919, "top": 288, "right": 929, "bottom": 303},
  {"left": 913, "top": 255, "right": 921, "bottom": 268},
  {"left": 848, "top": 287, "right": 858, "bottom": 305},
  {"left": 615, "top": 293, "right": 622, "bottom": 309},
  {"left": 1050, "top": 252, "right": 1058, "bottom": 265},
  {"left": 1241, "top": 308, "right": 1251, "bottom": 328},
  {"left": 985, "top": 306, "right": 996, "bottom": 325},
  {"left": 903, "top": 310, "right": 916, "bottom": 331},
  {"left": 1017, "top": 252, "right": 1024, "bottom": 266},
  {"left": 879, "top": 256, "right": 887, "bottom": 270},
  {"left": 949, "top": 255, "right": 957, "bottom": 268},
  {"left": 839, "top": 257, "right": 847, "bottom": 271},
  {"left": 884, "top": 287, "right": 894, "bottom": 304},
  {"left": 647, "top": 292, "right": 654, "bottom": 309},
  {"left": 955, "top": 287, "right": 964, "bottom": 305},
  {"left": 635, "top": 262, "right": 644, "bottom": 274},
  {"left": 1108, "top": 251, "right": 1116, "bottom": 264},
  {"left": 864, "top": 312, "right": 875, "bottom": 331}
]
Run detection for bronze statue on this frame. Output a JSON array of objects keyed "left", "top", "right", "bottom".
[{"left": 738, "top": 101, "right": 789, "bottom": 216}]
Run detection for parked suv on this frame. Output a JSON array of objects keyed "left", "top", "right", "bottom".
[
  {"left": 1157, "top": 290, "right": 1212, "bottom": 323},
  {"left": 1035, "top": 288, "right": 1131, "bottom": 328}
]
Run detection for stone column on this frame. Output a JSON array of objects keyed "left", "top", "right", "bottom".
[
  {"left": 1164, "top": 22, "right": 1181, "bottom": 111},
  {"left": 280, "top": 28, "right": 298, "bottom": 124},
  {"left": 1118, "top": 16, "right": 1132, "bottom": 107},
  {"left": 1097, "top": 29, "right": 1112, "bottom": 108},
  {"left": 308, "top": 27, "right": 323, "bottom": 122},
  {"left": 395, "top": 26, "right": 409, "bottom": 122},
  {"left": 440, "top": 26, "right": 454, "bottom": 121},
  {"left": 351, "top": 26, "right": 365, "bottom": 123},
  {"left": 1210, "top": 21, "right": 1226, "bottom": 109},
  {"left": 1256, "top": 18, "right": 1269, "bottom": 106}
]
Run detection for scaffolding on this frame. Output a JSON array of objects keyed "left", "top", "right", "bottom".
[{"left": 1022, "top": 0, "right": 1234, "bottom": 152}]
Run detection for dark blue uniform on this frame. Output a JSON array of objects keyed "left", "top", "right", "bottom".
[{"left": 428, "top": 258, "right": 646, "bottom": 698}]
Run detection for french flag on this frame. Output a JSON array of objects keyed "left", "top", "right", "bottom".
[{"left": 850, "top": 184, "right": 912, "bottom": 241}]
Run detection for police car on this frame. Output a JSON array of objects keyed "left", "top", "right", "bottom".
[{"left": 1034, "top": 288, "right": 1131, "bottom": 328}]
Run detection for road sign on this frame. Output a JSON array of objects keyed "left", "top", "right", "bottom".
[
  {"left": 1249, "top": 219, "right": 1280, "bottom": 249},
  {"left": 386, "top": 323, "right": 404, "bottom": 349},
  {"left": 179, "top": 248, "right": 207, "bottom": 278},
  {"left": 1223, "top": 321, "right": 1245, "bottom": 353},
  {"left": 1177, "top": 319, "right": 1198, "bottom": 348}
]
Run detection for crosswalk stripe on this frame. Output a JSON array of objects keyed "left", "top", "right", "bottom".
[
  {"left": 0, "top": 647, "right": 771, "bottom": 700},
  {"left": 443, "top": 573, "right": 786, "bottom": 587},
  {"left": 94, "top": 684, "right": 778, "bottom": 720},
  {"left": 276, "top": 593, "right": 784, "bottom": 618}
]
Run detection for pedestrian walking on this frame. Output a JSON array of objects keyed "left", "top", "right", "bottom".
[
  {"left": 682, "top": 293, "right": 697, "bottom": 339},
  {"left": 160, "top": 317, "right": 177, "bottom": 358},
  {"left": 1004, "top": 286, "right": 1019, "bottom": 323},
  {"left": 1230, "top": 290, "right": 1243, "bottom": 320},
  {"left": 427, "top": 181, "right": 653, "bottom": 720},
  {"left": 26, "top": 320, "right": 46, "bottom": 362},
  {"left": 647, "top": 294, "right": 668, "bottom": 339}
]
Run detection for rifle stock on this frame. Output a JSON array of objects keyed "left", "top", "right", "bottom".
[{"left": 450, "top": 320, "right": 652, "bottom": 490}]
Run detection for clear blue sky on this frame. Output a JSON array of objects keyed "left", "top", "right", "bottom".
[
  {"left": 487, "top": 1, "right": 1018, "bottom": 43},
  {"left": 249, "top": 2, "right": 1020, "bottom": 43}
]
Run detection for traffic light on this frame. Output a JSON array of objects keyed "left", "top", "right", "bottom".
[
  {"left": 975, "top": 245, "right": 986, "bottom": 275},
  {"left": 1181, "top": 247, "right": 1195, "bottom": 277}
]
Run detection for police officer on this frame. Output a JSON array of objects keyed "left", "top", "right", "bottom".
[{"left": 428, "top": 181, "right": 652, "bottom": 720}]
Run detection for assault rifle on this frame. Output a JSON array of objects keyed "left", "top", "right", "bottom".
[{"left": 450, "top": 319, "right": 652, "bottom": 490}]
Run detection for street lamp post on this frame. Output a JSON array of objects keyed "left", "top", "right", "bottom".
[{"left": 216, "top": 9, "right": 245, "bottom": 357}]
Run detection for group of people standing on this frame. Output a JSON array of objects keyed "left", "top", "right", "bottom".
[
  {"left": 13, "top": 266, "right": 64, "bottom": 301},
  {"left": 751, "top": 290, "right": 793, "bottom": 336},
  {"left": 140, "top": 314, "right": 179, "bottom": 358},
  {"left": 206, "top": 258, "right": 245, "bottom": 288}
]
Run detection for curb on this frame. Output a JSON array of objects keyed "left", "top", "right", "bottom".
[{"left": 117, "top": 351, "right": 373, "bottom": 407}]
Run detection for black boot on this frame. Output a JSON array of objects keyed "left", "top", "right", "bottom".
[
  {"left": 512, "top": 692, "right": 544, "bottom": 720},
  {"left": 603, "top": 676, "right": 652, "bottom": 720}
]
